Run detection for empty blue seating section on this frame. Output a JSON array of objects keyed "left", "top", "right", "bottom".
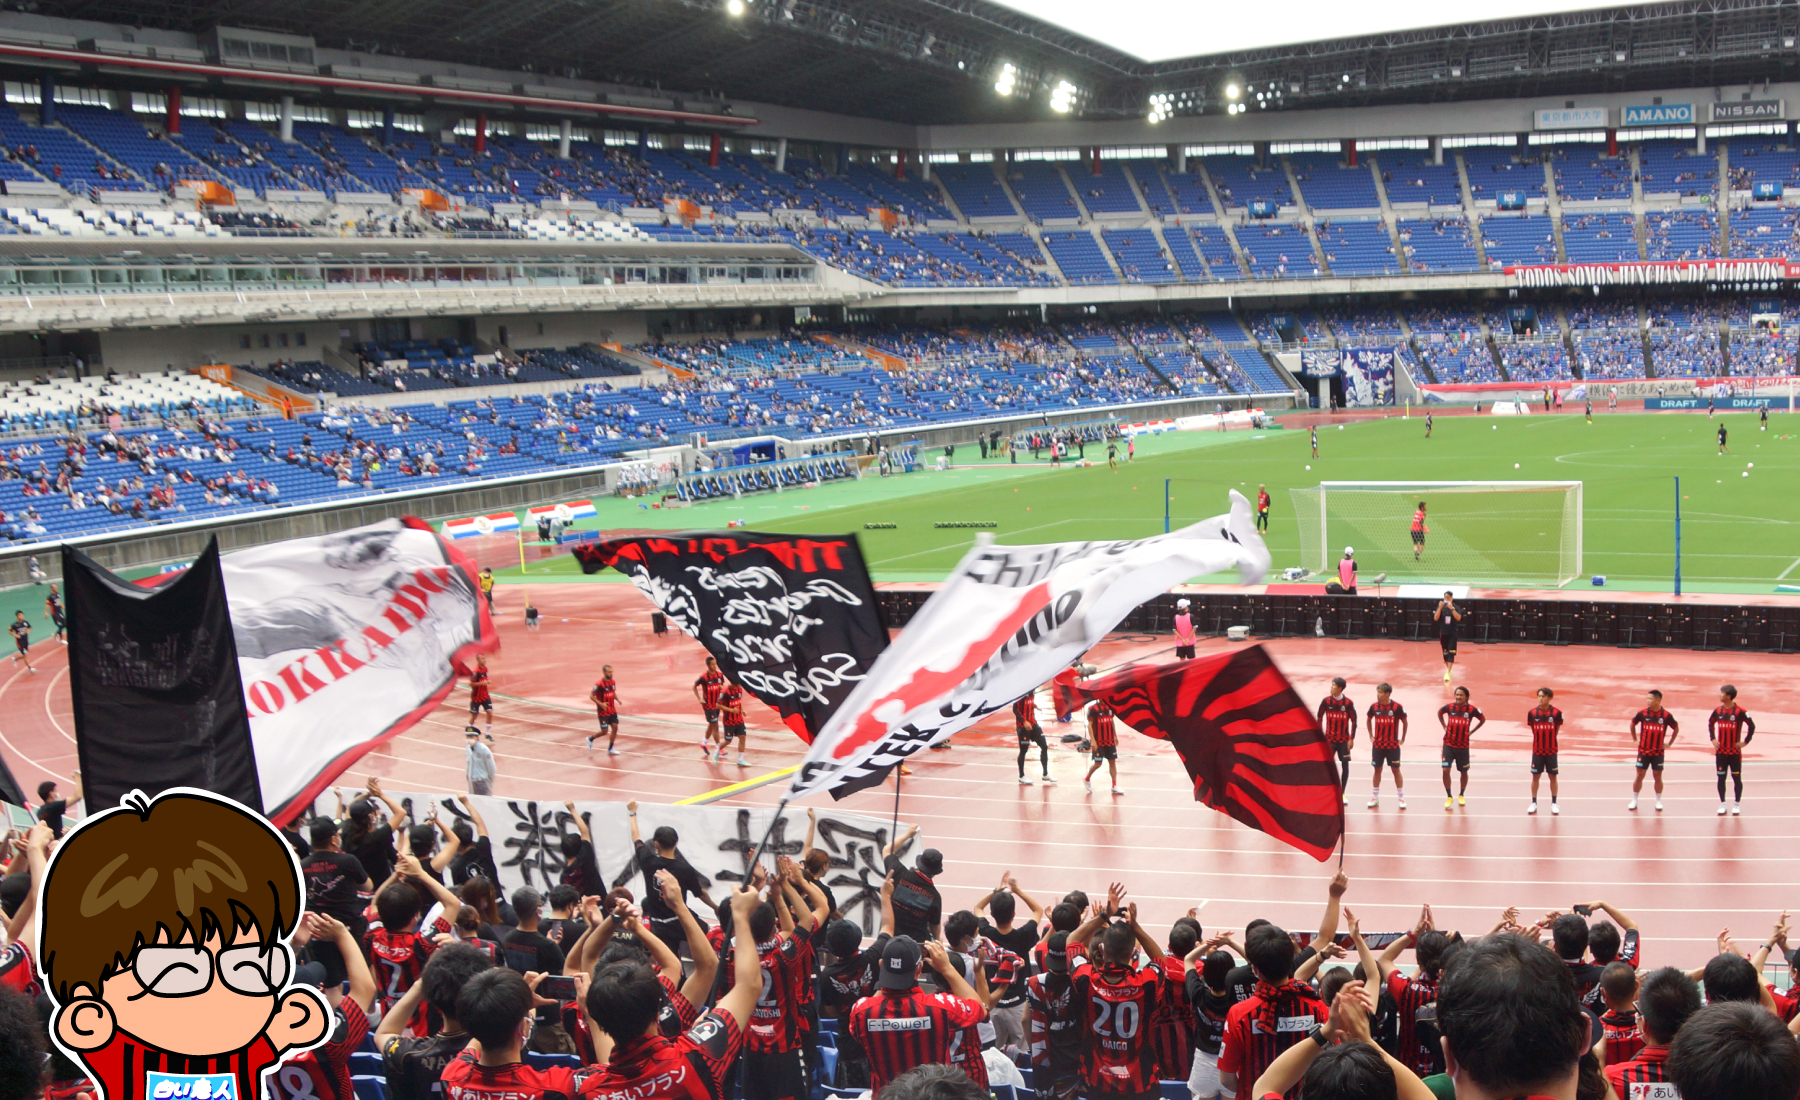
[
  {"left": 1648, "top": 303, "right": 1725, "bottom": 377},
  {"left": 850, "top": 165, "right": 954, "bottom": 220},
  {"left": 221, "top": 121, "right": 345, "bottom": 193},
  {"left": 935, "top": 163, "right": 1016, "bottom": 218},
  {"left": 1163, "top": 169, "right": 1216, "bottom": 214},
  {"left": 1561, "top": 212, "right": 1640, "bottom": 263},
  {"left": 1041, "top": 231, "right": 1116, "bottom": 283},
  {"left": 1071, "top": 161, "right": 1144, "bottom": 214},
  {"left": 1186, "top": 311, "right": 1255, "bottom": 345},
  {"left": 1726, "top": 140, "right": 1800, "bottom": 191},
  {"left": 937, "top": 233, "right": 1055, "bottom": 284},
  {"left": 293, "top": 124, "right": 433, "bottom": 193},
  {"left": 1500, "top": 341, "right": 1572, "bottom": 381},
  {"left": 1161, "top": 228, "right": 1208, "bottom": 279},
  {"left": 1288, "top": 155, "right": 1380, "bottom": 209},
  {"left": 1638, "top": 141, "right": 1717, "bottom": 197},
  {"left": 1234, "top": 223, "right": 1317, "bottom": 277},
  {"left": 1479, "top": 214, "right": 1557, "bottom": 266},
  {"left": 990, "top": 232, "right": 1051, "bottom": 271},
  {"left": 1645, "top": 210, "right": 1720, "bottom": 260},
  {"left": 1729, "top": 206, "right": 1798, "bottom": 258},
  {"left": 58, "top": 106, "right": 217, "bottom": 191},
  {"left": 1314, "top": 219, "right": 1398, "bottom": 275},
  {"left": 1190, "top": 225, "right": 1243, "bottom": 279},
  {"left": 1147, "top": 352, "right": 1226, "bottom": 395},
  {"left": 1225, "top": 348, "right": 1289, "bottom": 393},
  {"left": 1006, "top": 162, "right": 1081, "bottom": 221},
  {"left": 1126, "top": 161, "right": 1176, "bottom": 216},
  {"left": 1568, "top": 304, "right": 1647, "bottom": 380},
  {"left": 1101, "top": 229, "right": 1175, "bottom": 283},
  {"left": 1461, "top": 147, "right": 1547, "bottom": 201},
  {"left": 1397, "top": 218, "right": 1481, "bottom": 272},
  {"left": 1322, "top": 308, "right": 1402, "bottom": 344},
  {"left": 1409, "top": 308, "right": 1495, "bottom": 383},
  {"left": 1549, "top": 144, "right": 1630, "bottom": 201},
  {"left": 171, "top": 123, "right": 292, "bottom": 196},
  {"left": 1205, "top": 157, "right": 1292, "bottom": 209},
  {"left": 1380, "top": 154, "right": 1463, "bottom": 206},
  {"left": 0, "top": 104, "right": 136, "bottom": 194}
]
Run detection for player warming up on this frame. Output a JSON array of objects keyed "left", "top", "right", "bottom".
[
  {"left": 466, "top": 654, "right": 494, "bottom": 740},
  {"left": 1410, "top": 501, "right": 1429, "bottom": 562},
  {"left": 719, "top": 678, "right": 749, "bottom": 766},
  {"left": 1366, "top": 683, "right": 1407, "bottom": 810},
  {"left": 694, "top": 655, "right": 726, "bottom": 759},
  {"left": 1718, "top": 423, "right": 1729, "bottom": 454},
  {"left": 1709, "top": 684, "right": 1754, "bottom": 816},
  {"left": 1310, "top": 426, "right": 1319, "bottom": 458},
  {"left": 8, "top": 610, "right": 31, "bottom": 672},
  {"left": 1317, "top": 678, "right": 1357, "bottom": 803},
  {"left": 1434, "top": 591, "right": 1461, "bottom": 682},
  {"left": 588, "top": 665, "right": 620, "bottom": 753},
  {"left": 1254, "top": 485, "right": 1270, "bottom": 533},
  {"left": 1438, "top": 686, "right": 1485, "bottom": 809},
  {"left": 45, "top": 584, "right": 64, "bottom": 644},
  {"left": 1084, "top": 701, "right": 1122, "bottom": 795},
  {"left": 1424, "top": 412, "right": 1433, "bottom": 438},
  {"left": 1628, "top": 689, "right": 1678, "bottom": 812},
  {"left": 1014, "top": 690, "right": 1054, "bottom": 785},
  {"left": 1527, "top": 687, "right": 1564, "bottom": 815}
]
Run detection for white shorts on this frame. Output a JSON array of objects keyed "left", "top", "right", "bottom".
[{"left": 1187, "top": 1049, "right": 1221, "bottom": 1100}]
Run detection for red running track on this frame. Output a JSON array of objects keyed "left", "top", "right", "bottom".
[{"left": 6, "top": 581, "right": 1797, "bottom": 964}]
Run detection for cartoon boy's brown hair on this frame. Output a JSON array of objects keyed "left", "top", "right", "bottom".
[{"left": 40, "top": 791, "right": 302, "bottom": 1002}]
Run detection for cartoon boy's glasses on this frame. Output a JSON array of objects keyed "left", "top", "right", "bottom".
[{"left": 128, "top": 942, "right": 292, "bottom": 998}]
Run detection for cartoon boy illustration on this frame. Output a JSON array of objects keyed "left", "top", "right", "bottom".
[{"left": 38, "top": 787, "right": 330, "bottom": 1100}]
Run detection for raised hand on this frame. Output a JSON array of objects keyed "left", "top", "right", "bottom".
[{"left": 1329, "top": 871, "right": 1349, "bottom": 898}]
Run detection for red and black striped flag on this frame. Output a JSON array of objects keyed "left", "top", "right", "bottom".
[{"left": 1065, "top": 645, "right": 1343, "bottom": 861}]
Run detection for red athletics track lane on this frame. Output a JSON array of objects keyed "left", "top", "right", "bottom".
[{"left": 6, "top": 582, "right": 1798, "bottom": 965}]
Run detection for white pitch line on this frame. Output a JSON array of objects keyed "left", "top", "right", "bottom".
[{"left": 1779, "top": 555, "right": 1800, "bottom": 580}]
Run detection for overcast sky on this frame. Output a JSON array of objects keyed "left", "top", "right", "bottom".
[{"left": 989, "top": 0, "right": 1634, "bottom": 62}]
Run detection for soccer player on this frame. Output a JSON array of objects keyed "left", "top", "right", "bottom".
[
  {"left": 1084, "top": 701, "right": 1122, "bottom": 795},
  {"left": 1527, "top": 686, "right": 1564, "bottom": 815},
  {"left": 693, "top": 655, "right": 726, "bottom": 758},
  {"left": 848, "top": 937, "right": 986, "bottom": 1096},
  {"left": 588, "top": 665, "right": 620, "bottom": 753},
  {"left": 1107, "top": 439, "right": 1119, "bottom": 470},
  {"left": 719, "top": 678, "right": 750, "bottom": 767},
  {"left": 1629, "top": 689, "right": 1679, "bottom": 812},
  {"left": 1709, "top": 684, "right": 1755, "bottom": 815},
  {"left": 1609, "top": 387, "right": 1619, "bottom": 412},
  {"left": 1317, "top": 677, "right": 1357, "bottom": 803},
  {"left": 1438, "top": 686, "right": 1485, "bottom": 809},
  {"left": 1069, "top": 895, "right": 1173, "bottom": 1100},
  {"left": 1173, "top": 598, "right": 1196, "bottom": 659},
  {"left": 1585, "top": 398, "right": 1594, "bottom": 423},
  {"left": 1366, "top": 682, "right": 1407, "bottom": 810},
  {"left": 1310, "top": 426, "right": 1319, "bottom": 458},
  {"left": 1424, "top": 411, "right": 1433, "bottom": 438},
  {"left": 1254, "top": 485, "right": 1270, "bottom": 533},
  {"left": 44, "top": 584, "right": 63, "bottom": 644},
  {"left": 1718, "top": 423, "right": 1729, "bottom": 454},
  {"left": 1434, "top": 591, "right": 1461, "bottom": 682},
  {"left": 8, "top": 611, "right": 30, "bottom": 672},
  {"left": 1409, "top": 501, "right": 1429, "bottom": 562},
  {"left": 1013, "top": 690, "right": 1054, "bottom": 786},
  {"left": 1761, "top": 403, "right": 1770, "bottom": 430},
  {"left": 464, "top": 654, "right": 494, "bottom": 740}
]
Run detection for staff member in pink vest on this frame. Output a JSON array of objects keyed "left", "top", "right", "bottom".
[
  {"left": 1173, "top": 598, "right": 1197, "bottom": 659},
  {"left": 1334, "top": 547, "right": 1358, "bottom": 595}
]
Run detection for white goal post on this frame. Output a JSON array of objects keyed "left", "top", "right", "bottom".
[{"left": 1291, "top": 481, "right": 1584, "bottom": 588}]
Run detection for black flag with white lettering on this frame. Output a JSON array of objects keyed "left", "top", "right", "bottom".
[
  {"left": 574, "top": 533, "right": 889, "bottom": 758},
  {"left": 63, "top": 538, "right": 261, "bottom": 811}
]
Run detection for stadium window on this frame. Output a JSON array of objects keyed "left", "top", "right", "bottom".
[
  {"left": 1442, "top": 134, "right": 1515, "bottom": 148},
  {"left": 1014, "top": 148, "right": 1080, "bottom": 161},
  {"left": 49, "top": 86, "right": 109, "bottom": 107},
  {"left": 1706, "top": 123, "right": 1787, "bottom": 138},
  {"left": 926, "top": 152, "right": 962, "bottom": 163},
  {"left": 1616, "top": 127, "right": 1694, "bottom": 142},
  {"left": 259, "top": 334, "right": 271, "bottom": 349},
  {"left": 603, "top": 130, "right": 634, "bottom": 146},
  {"left": 277, "top": 333, "right": 289, "bottom": 348},
  {"left": 179, "top": 97, "right": 229, "bottom": 118},
  {"left": 294, "top": 331, "right": 306, "bottom": 347},
  {"left": 1360, "top": 138, "right": 1429, "bottom": 151},
  {"left": 239, "top": 335, "right": 251, "bottom": 350},
  {"left": 244, "top": 102, "right": 331, "bottom": 123},
  {"left": 1183, "top": 144, "right": 1254, "bottom": 156},
  {"left": 682, "top": 135, "right": 710, "bottom": 152},
  {"left": 1099, "top": 146, "right": 1165, "bottom": 159},
  {"left": 1527, "top": 131, "right": 1606, "bottom": 145},
  {"left": 966, "top": 151, "right": 994, "bottom": 162},
  {"left": 1269, "top": 141, "right": 1338, "bottom": 154}
]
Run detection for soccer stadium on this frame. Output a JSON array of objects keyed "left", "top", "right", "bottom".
[{"left": 1, "top": 0, "right": 1800, "bottom": 1098}]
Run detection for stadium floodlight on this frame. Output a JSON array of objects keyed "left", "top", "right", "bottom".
[
  {"left": 1290, "top": 480, "right": 1583, "bottom": 588},
  {"left": 1148, "top": 92, "right": 1172, "bottom": 124},
  {"left": 725, "top": 0, "right": 745, "bottom": 14},
  {"left": 1049, "top": 79, "right": 1077, "bottom": 112},
  {"left": 1224, "top": 82, "right": 1241, "bottom": 100},
  {"left": 995, "top": 62, "right": 1017, "bottom": 96}
]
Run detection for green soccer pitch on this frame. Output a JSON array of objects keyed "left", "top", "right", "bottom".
[{"left": 494, "top": 409, "right": 1800, "bottom": 594}]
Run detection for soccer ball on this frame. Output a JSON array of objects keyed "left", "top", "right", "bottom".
[
  {"left": 1743, "top": 471, "right": 1750, "bottom": 478},
  {"left": 1492, "top": 425, "right": 1498, "bottom": 430},
  {"left": 1305, "top": 465, "right": 1311, "bottom": 471},
  {"left": 1748, "top": 462, "right": 1755, "bottom": 468},
  {"left": 1514, "top": 463, "right": 1521, "bottom": 469},
  {"left": 1337, "top": 425, "right": 1344, "bottom": 431}
]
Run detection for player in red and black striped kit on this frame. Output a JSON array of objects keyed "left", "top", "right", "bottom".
[
  {"left": 1317, "top": 678, "right": 1357, "bottom": 804},
  {"left": 1015, "top": 691, "right": 1054, "bottom": 786},
  {"left": 466, "top": 654, "right": 495, "bottom": 741},
  {"left": 1069, "top": 896, "right": 1176, "bottom": 1100},
  {"left": 694, "top": 656, "right": 727, "bottom": 760},
  {"left": 1084, "top": 702, "right": 1122, "bottom": 796},
  {"left": 849, "top": 936, "right": 987, "bottom": 1094},
  {"left": 1365, "top": 684, "right": 1407, "bottom": 810},
  {"left": 1628, "top": 690, "right": 1679, "bottom": 813},
  {"left": 1710, "top": 684, "right": 1755, "bottom": 816},
  {"left": 587, "top": 666, "right": 619, "bottom": 754},
  {"left": 1527, "top": 687, "right": 1564, "bottom": 816},
  {"left": 1437, "top": 686, "right": 1485, "bottom": 810}
]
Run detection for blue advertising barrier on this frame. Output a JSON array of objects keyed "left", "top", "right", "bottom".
[{"left": 1645, "top": 396, "right": 1793, "bottom": 410}]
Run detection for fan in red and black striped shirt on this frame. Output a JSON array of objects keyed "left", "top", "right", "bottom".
[
  {"left": 849, "top": 937, "right": 987, "bottom": 1095},
  {"left": 269, "top": 942, "right": 375, "bottom": 1100},
  {"left": 1709, "top": 684, "right": 1756, "bottom": 814},
  {"left": 1628, "top": 691, "right": 1679, "bottom": 812},
  {"left": 1069, "top": 905, "right": 1176, "bottom": 1100},
  {"left": 1360, "top": 915, "right": 1450, "bottom": 1079},
  {"left": 1597, "top": 962, "right": 1645, "bottom": 1068},
  {"left": 1527, "top": 687, "right": 1564, "bottom": 816},
  {"left": 1603, "top": 966, "right": 1698, "bottom": 1098},
  {"left": 1317, "top": 678, "right": 1357, "bottom": 800},
  {"left": 1365, "top": 684, "right": 1407, "bottom": 810},
  {"left": 1436, "top": 686, "right": 1486, "bottom": 809},
  {"left": 1218, "top": 922, "right": 1329, "bottom": 1100},
  {"left": 1084, "top": 702, "right": 1123, "bottom": 795}
]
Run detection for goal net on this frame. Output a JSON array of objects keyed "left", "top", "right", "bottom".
[{"left": 1291, "top": 481, "right": 1583, "bottom": 588}]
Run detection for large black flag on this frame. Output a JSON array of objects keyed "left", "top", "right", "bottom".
[
  {"left": 574, "top": 532, "right": 889, "bottom": 756},
  {"left": 63, "top": 538, "right": 261, "bottom": 811}
]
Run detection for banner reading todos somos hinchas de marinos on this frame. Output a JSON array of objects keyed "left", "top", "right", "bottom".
[{"left": 788, "top": 491, "right": 1270, "bottom": 799}]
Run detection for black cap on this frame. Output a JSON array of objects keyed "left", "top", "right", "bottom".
[
  {"left": 917, "top": 848, "right": 944, "bottom": 877},
  {"left": 879, "top": 935, "right": 922, "bottom": 990},
  {"left": 1044, "top": 931, "right": 1070, "bottom": 973},
  {"left": 294, "top": 961, "right": 330, "bottom": 990}
]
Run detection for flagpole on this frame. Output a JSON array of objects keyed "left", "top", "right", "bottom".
[
  {"left": 890, "top": 766, "right": 903, "bottom": 846},
  {"left": 746, "top": 796, "right": 792, "bottom": 879}
]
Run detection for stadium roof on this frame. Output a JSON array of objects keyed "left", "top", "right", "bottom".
[{"left": 22, "top": 0, "right": 1800, "bottom": 124}]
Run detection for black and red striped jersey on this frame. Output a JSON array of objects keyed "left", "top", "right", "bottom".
[
  {"left": 270, "top": 998, "right": 370, "bottom": 1100},
  {"left": 1316, "top": 696, "right": 1357, "bottom": 743},
  {"left": 1604, "top": 1044, "right": 1673, "bottom": 1098},
  {"left": 1709, "top": 705, "right": 1754, "bottom": 755},
  {"left": 1600, "top": 1008, "right": 1645, "bottom": 1068},
  {"left": 0, "top": 942, "right": 39, "bottom": 999},
  {"left": 848, "top": 988, "right": 985, "bottom": 1096},
  {"left": 1528, "top": 706, "right": 1564, "bottom": 756},
  {"left": 658, "top": 972, "right": 701, "bottom": 1037},
  {"left": 1385, "top": 971, "right": 1440, "bottom": 1077},
  {"left": 467, "top": 668, "right": 491, "bottom": 705},
  {"left": 1149, "top": 956, "right": 1194, "bottom": 1083},
  {"left": 696, "top": 671, "right": 726, "bottom": 710},
  {"left": 442, "top": 1050, "right": 577, "bottom": 1100},
  {"left": 1090, "top": 704, "right": 1118, "bottom": 749},
  {"left": 1073, "top": 957, "right": 1174, "bottom": 1094},
  {"left": 745, "top": 932, "right": 806, "bottom": 1053},
  {"left": 1026, "top": 971, "right": 1083, "bottom": 1074},
  {"left": 1632, "top": 708, "right": 1677, "bottom": 756},
  {"left": 368, "top": 924, "right": 439, "bottom": 1036},
  {"left": 1366, "top": 700, "right": 1406, "bottom": 750},
  {"left": 1014, "top": 695, "right": 1038, "bottom": 727},
  {"left": 592, "top": 678, "right": 617, "bottom": 716},
  {"left": 1218, "top": 981, "right": 1330, "bottom": 1100},
  {"left": 1437, "top": 704, "right": 1483, "bottom": 750},
  {"left": 576, "top": 1011, "right": 742, "bottom": 1100},
  {"left": 720, "top": 684, "right": 746, "bottom": 726}
]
